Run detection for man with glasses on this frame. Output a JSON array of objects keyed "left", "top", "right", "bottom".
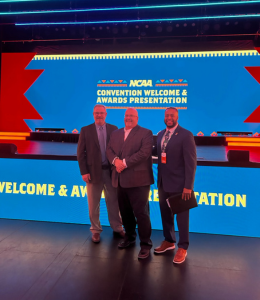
[
  {"left": 106, "top": 108, "right": 154, "bottom": 259},
  {"left": 77, "top": 104, "right": 124, "bottom": 243}
]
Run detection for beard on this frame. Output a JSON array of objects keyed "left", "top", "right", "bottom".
[{"left": 164, "top": 119, "right": 177, "bottom": 128}]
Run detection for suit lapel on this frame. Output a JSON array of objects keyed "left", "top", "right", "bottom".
[
  {"left": 122, "top": 125, "right": 139, "bottom": 150},
  {"left": 157, "top": 129, "right": 166, "bottom": 155},
  {"left": 114, "top": 128, "right": 125, "bottom": 157},
  {"left": 91, "top": 123, "right": 100, "bottom": 150},
  {"left": 165, "top": 125, "right": 180, "bottom": 152},
  {"left": 118, "top": 128, "right": 125, "bottom": 147},
  {"left": 106, "top": 123, "right": 111, "bottom": 145}
]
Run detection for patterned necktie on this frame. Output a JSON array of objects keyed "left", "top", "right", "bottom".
[
  {"left": 161, "top": 130, "right": 171, "bottom": 152},
  {"left": 99, "top": 126, "right": 106, "bottom": 163}
]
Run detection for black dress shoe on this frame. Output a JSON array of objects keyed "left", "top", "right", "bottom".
[
  {"left": 118, "top": 239, "right": 135, "bottom": 248},
  {"left": 138, "top": 249, "right": 150, "bottom": 259}
]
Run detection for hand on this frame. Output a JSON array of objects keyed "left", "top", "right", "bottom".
[
  {"left": 115, "top": 158, "right": 126, "bottom": 173},
  {"left": 182, "top": 188, "right": 192, "bottom": 201},
  {"left": 82, "top": 174, "right": 91, "bottom": 183}
]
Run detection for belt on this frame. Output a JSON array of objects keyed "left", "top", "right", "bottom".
[{"left": 102, "top": 165, "right": 110, "bottom": 170}]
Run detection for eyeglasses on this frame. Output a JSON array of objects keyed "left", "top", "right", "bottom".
[
  {"left": 94, "top": 112, "right": 106, "bottom": 115},
  {"left": 125, "top": 114, "right": 138, "bottom": 118}
]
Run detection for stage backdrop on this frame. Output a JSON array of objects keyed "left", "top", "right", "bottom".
[
  {"left": 12, "top": 49, "right": 260, "bottom": 135},
  {"left": 0, "top": 158, "right": 259, "bottom": 238}
]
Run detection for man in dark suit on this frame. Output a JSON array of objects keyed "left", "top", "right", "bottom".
[
  {"left": 77, "top": 104, "right": 124, "bottom": 243},
  {"left": 153, "top": 107, "right": 196, "bottom": 264},
  {"left": 106, "top": 108, "right": 154, "bottom": 259}
]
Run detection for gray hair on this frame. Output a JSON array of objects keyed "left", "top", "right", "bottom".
[{"left": 93, "top": 104, "right": 107, "bottom": 112}]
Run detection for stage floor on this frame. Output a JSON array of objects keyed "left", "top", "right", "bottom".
[{"left": 0, "top": 219, "right": 259, "bottom": 300}]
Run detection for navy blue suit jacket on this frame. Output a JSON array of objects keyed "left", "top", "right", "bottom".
[{"left": 154, "top": 125, "right": 197, "bottom": 193}]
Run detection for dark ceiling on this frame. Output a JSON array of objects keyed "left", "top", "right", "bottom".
[{"left": 0, "top": 0, "right": 260, "bottom": 54}]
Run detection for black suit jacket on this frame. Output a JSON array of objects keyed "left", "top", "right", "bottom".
[
  {"left": 153, "top": 125, "right": 197, "bottom": 193},
  {"left": 77, "top": 123, "right": 118, "bottom": 183},
  {"left": 106, "top": 125, "right": 154, "bottom": 188}
]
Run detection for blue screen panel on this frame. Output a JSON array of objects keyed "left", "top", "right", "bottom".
[
  {"left": 24, "top": 51, "right": 260, "bottom": 135},
  {"left": 0, "top": 158, "right": 259, "bottom": 237}
]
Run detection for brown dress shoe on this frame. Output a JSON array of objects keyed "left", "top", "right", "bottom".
[
  {"left": 92, "top": 233, "right": 100, "bottom": 243},
  {"left": 173, "top": 248, "right": 187, "bottom": 264},
  {"left": 154, "top": 241, "right": 175, "bottom": 254}
]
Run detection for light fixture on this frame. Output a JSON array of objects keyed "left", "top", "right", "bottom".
[
  {"left": 16, "top": 14, "right": 260, "bottom": 26},
  {"left": 3, "top": 1, "right": 260, "bottom": 15}
]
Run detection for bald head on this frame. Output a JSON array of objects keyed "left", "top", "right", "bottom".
[{"left": 124, "top": 108, "right": 139, "bottom": 130}]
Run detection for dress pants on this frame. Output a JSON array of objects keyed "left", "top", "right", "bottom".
[
  {"left": 117, "top": 184, "right": 152, "bottom": 250},
  {"left": 158, "top": 184, "right": 189, "bottom": 250},
  {"left": 87, "top": 169, "right": 123, "bottom": 234}
]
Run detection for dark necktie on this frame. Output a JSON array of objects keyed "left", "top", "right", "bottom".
[
  {"left": 161, "top": 130, "right": 171, "bottom": 152},
  {"left": 99, "top": 126, "right": 106, "bottom": 164}
]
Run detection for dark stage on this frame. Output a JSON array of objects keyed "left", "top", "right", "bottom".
[
  {"left": 0, "top": 218, "right": 259, "bottom": 300},
  {"left": 0, "top": 137, "right": 260, "bottom": 299}
]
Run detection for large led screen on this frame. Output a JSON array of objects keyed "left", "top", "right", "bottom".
[
  {"left": 10, "top": 50, "right": 260, "bottom": 135},
  {"left": 0, "top": 158, "right": 259, "bottom": 238}
]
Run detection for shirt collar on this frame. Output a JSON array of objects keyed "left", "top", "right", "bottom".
[
  {"left": 95, "top": 122, "right": 106, "bottom": 130},
  {"left": 124, "top": 127, "right": 133, "bottom": 133}
]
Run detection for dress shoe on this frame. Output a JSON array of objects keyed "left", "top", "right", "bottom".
[
  {"left": 118, "top": 239, "right": 135, "bottom": 248},
  {"left": 138, "top": 249, "right": 150, "bottom": 259},
  {"left": 113, "top": 230, "right": 125, "bottom": 238},
  {"left": 154, "top": 241, "right": 175, "bottom": 254},
  {"left": 92, "top": 233, "right": 100, "bottom": 243},
  {"left": 173, "top": 248, "right": 187, "bottom": 264}
]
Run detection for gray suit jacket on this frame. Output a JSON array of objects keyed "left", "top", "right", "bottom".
[
  {"left": 77, "top": 123, "right": 118, "bottom": 183},
  {"left": 106, "top": 125, "right": 154, "bottom": 188},
  {"left": 154, "top": 125, "right": 197, "bottom": 193}
]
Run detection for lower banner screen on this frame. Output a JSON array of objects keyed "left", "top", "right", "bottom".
[{"left": 0, "top": 158, "right": 259, "bottom": 237}]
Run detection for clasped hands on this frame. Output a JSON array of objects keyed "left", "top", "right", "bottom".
[{"left": 114, "top": 158, "right": 126, "bottom": 173}]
